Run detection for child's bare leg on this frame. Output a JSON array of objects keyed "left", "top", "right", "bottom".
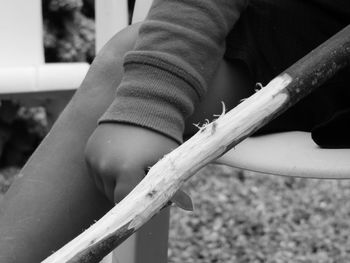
[
  {"left": 184, "top": 59, "right": 252, "bottom": 137},
  {"left": 0, "top": 24, "right": 140, "bottom": 263}
]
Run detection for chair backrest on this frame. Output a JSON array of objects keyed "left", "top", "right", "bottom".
[
  {"left": 95, "top": 0, "right": 129, "bottom": 52},
  {"left": 95, "top": 0, "right": 153, "bottom": 52},
  {"left": 0, "top": 0, "right": 44, "bottom": 66}
]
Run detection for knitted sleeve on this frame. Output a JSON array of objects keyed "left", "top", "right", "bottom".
[{"left": 99, "top": 0, "right": 249, "bottom": 143}]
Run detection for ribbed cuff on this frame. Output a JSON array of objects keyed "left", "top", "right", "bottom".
[{"left": 99, "top": 53, "right": 202, "bottom": 144}]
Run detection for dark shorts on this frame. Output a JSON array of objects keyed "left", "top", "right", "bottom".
[{"left": 224, "top": 0, "right": 350, "bottom": 134}]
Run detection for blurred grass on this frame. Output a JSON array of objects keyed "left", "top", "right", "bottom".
[{"left": 168, "top": 165, "right": 350, "bottom": 263}]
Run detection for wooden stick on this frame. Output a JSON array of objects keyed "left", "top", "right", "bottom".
[{"left": 42, "top": 25, "right": 350, "bottom": 263}]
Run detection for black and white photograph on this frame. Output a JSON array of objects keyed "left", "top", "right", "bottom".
[{"left": 1, "top": 0, "right": 350, "bottom": 262}]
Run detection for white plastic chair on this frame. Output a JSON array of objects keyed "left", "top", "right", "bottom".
[
  {"left": 0, "top": 0, "right": 90, "bottom": 124},
  {"left": 216, "top": 131, "right": 350, "bottom": 178}
]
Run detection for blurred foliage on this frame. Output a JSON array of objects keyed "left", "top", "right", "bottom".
[
  {"left": 0, "top": 102, "right": 46, "bottom": 167},
  {"left": 169, "top": 165, "right": 350, "bottom": 263},
  {"left": 0, "top": 0, "right": 95, "bottom": 167},
  {"left": 43, "top": 0, "right": 95, "bottom": 63}
]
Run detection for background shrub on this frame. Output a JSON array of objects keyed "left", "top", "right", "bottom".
[{"left": 43, "top": 0, "right": 95, "bottom": 63}]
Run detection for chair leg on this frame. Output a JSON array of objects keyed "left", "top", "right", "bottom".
[{"left": 113, "top": 207, "right": 170, "bottom": 263}]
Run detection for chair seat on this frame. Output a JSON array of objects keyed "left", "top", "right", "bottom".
[{"left": 216, "top": 131, "right": 350, "bottom": 179}]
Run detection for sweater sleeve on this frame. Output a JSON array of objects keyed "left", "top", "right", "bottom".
[{"left": 99, "top": 0, "right": 249, "bottom": 143}]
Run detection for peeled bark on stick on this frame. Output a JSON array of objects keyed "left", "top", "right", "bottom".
[{"left": 42, "top": 25, "right": 350, "bottom": 263}]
